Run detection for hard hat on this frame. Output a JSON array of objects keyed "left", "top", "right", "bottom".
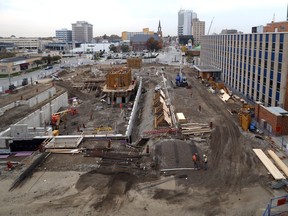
[{"left": 203, "top": 154, "right": 206, "bottom": 157}]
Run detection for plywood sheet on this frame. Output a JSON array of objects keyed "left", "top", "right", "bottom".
[
  {"left": 253, "top": 149, "right": 285, "bottom": 180},
  {"left": 268, "top": 150, "right": 288, "bottom": 178}
]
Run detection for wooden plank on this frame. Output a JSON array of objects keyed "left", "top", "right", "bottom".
[
  {"left": 161, "top": 168, "right": 196, "bottom": 172},
  {"left": 268, "top": 150, "right": 288, "bottom": 178},
  {"left": 253, "top": 149, "right": 285, "bottom": 180},
  {"left": 45, "top": 149, "right": 80, "bottom": 154}
]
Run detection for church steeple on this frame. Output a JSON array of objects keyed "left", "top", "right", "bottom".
[{"left": 157, "top": 20, "right": 162, "bottom": 38}]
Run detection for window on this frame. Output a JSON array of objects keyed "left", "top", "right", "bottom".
[
  {"left": 271, "top": 62, "right": 274, "bottom": 70},
  {"left": 277, "top": 82, "right": 280, "bottom": 91},
  {"left": 278, "top": 62, "right": 282, "bottom": 71},
  {"left": 279, "top": 43, "right": 283, "bottom": 52}
]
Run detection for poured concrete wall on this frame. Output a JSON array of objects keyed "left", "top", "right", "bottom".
[
  {"left": 125, "top": 77, "right": 142, "bottom": 140},
  {"left": 17, "top": 92, "right": 68, "bottom": 127},
  {"left": 0, "top": 87, "right": 57, "bottom": 116},
  {"left": 26, "top": 87, "right": 56, "bottom": 107}
]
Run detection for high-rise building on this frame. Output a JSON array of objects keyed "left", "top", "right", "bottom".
[
  {"left": 72, "top": 21, "right": 93, "bottom": 43},
  {"left": 192, "top": 18, "right": 205, "bottom": 45},
  {"left": 178, "top": 10, "right": 197, "bottom": 36},
  {"left": 200, "top": 33, "right": 288, "bottom": 110},
  {"left": 200, "top": 32, "right": 288, "bottom": 135},
  {"left": 56, "top": 28, "right": 72, "bottom": 42}
]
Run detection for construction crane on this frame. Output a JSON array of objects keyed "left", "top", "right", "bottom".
[{"left": 207, "top": 17, "right": 214, "bottom": 35}]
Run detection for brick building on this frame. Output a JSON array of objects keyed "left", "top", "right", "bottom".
[
  {"left": 264, "top": 21, "right": 288, "bottom": 33},
  {"left": 255, "top": 103, "right": 288, "bottom": 136}
]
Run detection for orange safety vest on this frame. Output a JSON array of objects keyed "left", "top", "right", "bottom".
[{"left": 192, "top": 155, "right": 197, "bottom": 162}]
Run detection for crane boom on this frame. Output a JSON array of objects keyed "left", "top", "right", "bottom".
[{"left": 207, "top": 17, "right": 214, "bottom": 35}]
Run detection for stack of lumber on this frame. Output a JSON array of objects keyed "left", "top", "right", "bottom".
[
  {"left": 268, "top": 150, "right": 288, "bottom": 178},
  {"left": 253, "top": 149, "right": 285, "bottom": 180},
  {"left": 181, "top": 123, "right": 211, "bottom": 135}
]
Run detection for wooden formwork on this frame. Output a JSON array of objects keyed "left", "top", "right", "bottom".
[
  {"left": 127, "top": 57, "right": 142, "bottom": 69},
  {"left": 106, "top": 67, "right": 132, "bottom": 89}
]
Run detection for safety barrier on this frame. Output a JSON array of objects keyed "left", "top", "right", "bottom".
[{"left": 263, "top": 194, "right": 288, "bottom": 216}]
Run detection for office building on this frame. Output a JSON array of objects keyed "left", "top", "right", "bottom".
[
  {"left": 200, "top": 32, "right": 288, "bottom": 135},
  {"left": 0, "top": 36, "right": 51, "bottom": 50},
  {"left": 252, "top": 26, "right": 264, "bottom": 33},
  {"left": 192, "top": 18, "right": 205, "bottom": 45},
  {"left": 201, "top": 33, "right": 288, "bottom": 109},
  {"left": 220, "top": 29, "right": 238, "bottom": 34},
  {"left": 72, "top": 21, "right": 93, "bottom": 43},
  {"left": 121, "top": 28, "right": 154, "bottom": 41},
  {"left": 56, "top": 28, "right": 72, "bottom": 42},
  {"left": 264, "top": 21, "right": 288, "bottom": 32},
  {"left": 178, "top": 9, "right": 197, "bottom": 36}
]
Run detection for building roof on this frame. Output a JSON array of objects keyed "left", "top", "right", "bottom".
[
  {"left": 193, "top": 65, "right": 221, "bottom": 72},
  {"left": 192, "top": 45, "right": 201, "bottom": 51},
  {"left": 0, "top": 56, "right": 39, "bottom": 63},
  {"left": 263, "top": 106, "right": 288, "bottom": 116}
]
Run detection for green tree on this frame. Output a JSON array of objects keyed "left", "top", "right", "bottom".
[
  {"left": 52, "top": 55, "right": 61, "bottom": 62},
  {"left": 34, "top": 59, "right": 43, "bottom": 67},
  {"left": 42, "top": 55, "right": 52, "bottom": 64},
  {"left": 109, "top": 44, "right": 117, "bottom": 53},
  {"left": 120, "top": 44, "right": 129, "bottom": 52}
]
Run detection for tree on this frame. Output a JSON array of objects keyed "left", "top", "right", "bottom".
[
  {"left": 109, "top": 44, "right": 117, "bottom": 53},
  {"left": 146, "top": 37, "right": 162, "bottom": 51},
  {"left": 34, "top": 59, "right": 43, "bottom": 67},
  {"left": 52, "top": 55, "right": 61, "bottom": 62},
  {"left": 120, "top": 44, "right": 129, "bottom": 52},
  {"left": 41, "top": 55, "right": 52, "bottom": 64}
]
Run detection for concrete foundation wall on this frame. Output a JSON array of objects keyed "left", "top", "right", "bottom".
[
  {"left": 125, "top": 77, "right": 142, "bottom": 140},
  {"left": 17, "top": 92, "right": 68, "bottom": 127},
  {"left": 0, "top": 87, "right": 57, "bottom": 116},
  {"left": 27, "top": 87, "right": 56, "bottom": 107}
]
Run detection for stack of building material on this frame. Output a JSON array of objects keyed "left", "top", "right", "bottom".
[
  {"left": 253, "top": 149, "right": 285, "bottom": 180},
  {"left": 176, "top": 113, "right": 187, "bottom": 124},
  {"left": 267, "top": 150, "right": 288, "bottom": 178},
  {"left": 180, "top": 123, "right": 211, "bottom": 135}
]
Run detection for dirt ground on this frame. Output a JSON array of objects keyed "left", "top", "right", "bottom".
[{"left": 0, "top": 63, "right": 286, "bottom": 216}]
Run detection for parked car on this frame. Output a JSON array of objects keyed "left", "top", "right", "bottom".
[
  {"left": 45, "top": 66, "right": 53, "bottom": 70},
  {"left": 22, "top": 78, "right": 28, "bottom": 86}
]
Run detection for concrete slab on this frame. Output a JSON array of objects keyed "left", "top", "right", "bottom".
[{"left": 45, "top": 136, "right": 83, "bottom": 149}]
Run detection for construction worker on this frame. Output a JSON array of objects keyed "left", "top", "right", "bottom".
[
  {"left": 192, "top": 153, "right": 197, "bottom": 169},
  {"left": 203, "top": 154, "right": 208, "bottom": 170},
  {"left": 195, "top": 153, "right": 200, "bottom": 170}
]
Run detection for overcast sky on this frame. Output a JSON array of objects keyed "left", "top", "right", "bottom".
[{"left": 0, "top": 0, "right": 287, "bottom": 37}]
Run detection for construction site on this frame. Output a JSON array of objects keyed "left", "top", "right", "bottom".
[{"left": 0, "top": 56, "right": 288, "bottom": 216}]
